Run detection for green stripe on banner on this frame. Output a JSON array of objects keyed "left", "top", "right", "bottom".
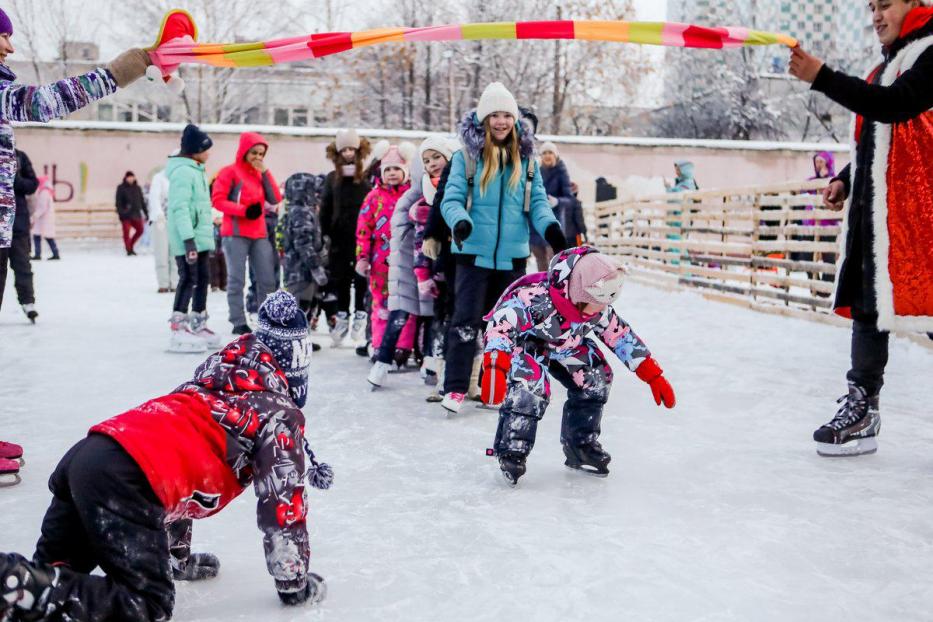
[
  {"left": 462, "top": 22, "right": 517, "bottom": 40},
  {"left": 227, "top": 49, "right": 276, "bottom": 67},
  {"left": 626, "top": 22, "right": 665, "bottom": 45}
]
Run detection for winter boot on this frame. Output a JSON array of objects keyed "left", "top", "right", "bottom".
[
  {"left": 0, "top": 459, "right": 20, "bottom": 487},
  {"left": 20, "top": 304, "right": 37, "bottom": 324},
  {"left": 392, "top": 349, "right": 412, "bottom": 372},
  {"left": 813, "top": 383, "right": 881, "bottom": 457},
  {"left": 0, "top": 441, "right": 23, "bottom": 465},
  {"left": 0, "top": 553, "right": 58, "bottom": 619},
  {"left": 467, "top": 353, "right": 483, "bottom": 401},
  {"left": 188, "top": 312, "right": 221, "bottom": 349},
  {"left": 329, "top": 312, "right": 349, "bottom": 347},
  {"left": 278, "top": 572, "right": 327, "bottom": 606},
  {"left": 563, "top": 441, "right": 611, "bottom": 477},
  {"left": 169, "top": 311, "right": 207, "bottom": 354},
  {"left": 426, "top": 360, "right": 446, "bottom": 402},
  {"left": 232, "top": 324, "right": 252, "bottom": 335},
  {"left": 351, "top": 310, "right": 368, "bottom": 343},
  {"left": 498, "top": 452, "right": 527, "bottom": 487},
  {"left": 367, "top": 361, "right": 392, "bottom": 388},
  {"left": 441, "top": 392, "right": 466, "bottom": 414}
]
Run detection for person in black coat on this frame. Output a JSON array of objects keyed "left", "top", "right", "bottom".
[
  {"left": 0, "top": 149, "right": 38, "bottom": 317},
  {"left": 789, "top": 0, "right": 933, "bottom": 456},
  {"left": 115, "top": 171, "right": 148, "bottom": 256},
  {"left": 540, "top": 142, "right": 586, "bottom": 248}
]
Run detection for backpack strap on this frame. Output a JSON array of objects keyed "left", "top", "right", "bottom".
[
  {"left": 523, "top": 159, "right": 536, "bottom": 215},
  {"left": 464, "top": 151, "right": 476, "bottom": 214}
]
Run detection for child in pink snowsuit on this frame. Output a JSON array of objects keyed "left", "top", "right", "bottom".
[{"left": 355, "top": 143, "right": 417, "bottom": 352}]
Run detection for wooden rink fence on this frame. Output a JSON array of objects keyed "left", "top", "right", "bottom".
[
  {"left": 586, "top": 179, "right": 855, "bottom": 326},
  {"left": 56, "top": 203, "right": 123, "bottom": 240}
]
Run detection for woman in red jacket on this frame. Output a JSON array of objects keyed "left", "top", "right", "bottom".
[{"left": 212, "top": 132, "right": 283, "bottom": 335}]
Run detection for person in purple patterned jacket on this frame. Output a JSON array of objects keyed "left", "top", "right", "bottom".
[{"left": 480, "top": 247, "right": 677, "bottom": 486}]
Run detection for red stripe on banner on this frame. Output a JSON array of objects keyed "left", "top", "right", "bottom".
[
  {"left": 308, "top": 32, "right": 354, "bottom": 57},
  {"left": 516, "top": 21, "right": 575, "bottom": 40},
  {"left": 682, "top": 25, "right": 729, "bottom": 49}
]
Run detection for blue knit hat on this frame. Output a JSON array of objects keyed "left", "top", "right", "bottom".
[
  {"left": 0, "top": 10, "right": 13, "bottom": 36},
  {"left": 255, "top": 291, "right": 311, "bottom": 408},
  {"left": 180, "top": 124, "right": 212, "bottom": 156}
]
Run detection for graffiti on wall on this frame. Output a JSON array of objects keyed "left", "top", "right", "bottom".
[{"left": 39, "top": 163, "right": 85, "bottom": 203}]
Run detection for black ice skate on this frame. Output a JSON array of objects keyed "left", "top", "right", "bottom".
[
  {"left": 498, "top": 452, "right": 526, "bottom": 487},
  {"left": 563, "top": 441, "right": 611, "bottom": 477},
  {"left": 813, "top": 383, "right": 881, "bottom": 457},
  {"left": 0, "top": 553, "right": 57, "bottom": 620}
]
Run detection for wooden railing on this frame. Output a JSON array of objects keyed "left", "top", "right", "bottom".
[{"left": 588, "top": 179, "right": 852, "bottom": 324}]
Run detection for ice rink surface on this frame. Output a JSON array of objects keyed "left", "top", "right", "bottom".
[{"left": 2, "top": 243, "right": 932, "bottom": 621}]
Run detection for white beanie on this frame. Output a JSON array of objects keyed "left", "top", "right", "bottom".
[
  {"left": 476, "top": 82, "right": 519, "bottom": 122},
  {"left": 419, "top": 135, "right": 455, "bottom": 162},
  {"left": 335, "top": 129, "right": 361, "bottom": 152},
  {"left": 540, "top": 141, "right": 559, "bottom": 158}
]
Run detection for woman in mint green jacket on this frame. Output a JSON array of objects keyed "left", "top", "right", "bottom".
[
  {"left": 166, "top": 124, "right": 216, "bottom": 347},
  {"left": 437, "top": 82, "right": 567, "bottom": 414}
]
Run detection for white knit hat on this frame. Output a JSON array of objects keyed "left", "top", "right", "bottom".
[
  {"left": 335, "top": 129, "right": 361, "bottom": 152},
  {"left": 540, "top": 141, "right": 559, "bottom": 158},
  {"left": 476, "top": 82, "right": 519, "bottom": 122},
  {"left": 419, "top": 135, "right": 455, "bottom": 162}
]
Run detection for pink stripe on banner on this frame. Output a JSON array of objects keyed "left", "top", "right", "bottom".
[
  {"left": 405, "top": 25, "right": 463, "bottom": 42},
  {"left": 661, "top": 22, "right": 686, "bottom": 47},
  {"left": 267, "top": 40, "right": 315, "bottom": 64},
  {"left": 723, "top": 27, "right": 750, "bottom": 48}
]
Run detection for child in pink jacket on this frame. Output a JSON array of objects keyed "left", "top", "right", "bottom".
[{"left": 355, "top": 143, "right": 416, "bottom": 353}]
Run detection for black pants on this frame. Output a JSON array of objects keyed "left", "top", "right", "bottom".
[
  {"left": 33, "top": 434, "right": 174, "bottom": 621},
  {"left": 376, "top": 310, "right": 434, "bottom": 364},
  {"left": 173, "top": 252, "right": 210, "bottom": 314},
  {"left": 33, "top": 234, "right": 60, "bottom": 258},
  {"left": 323, "top": 269, "right": 367, "bottom": 317},
  {"left": 444, "top": 259, "right": 525, "bottom": 394},
  {"left": 0, "top": 233, "right": 35, "bottom": 310},
  {"left": 847, "top": 310, "right": 889, "bottom": 397}
]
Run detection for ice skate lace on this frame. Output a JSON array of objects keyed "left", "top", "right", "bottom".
[{"left": 827, "top": 392, "right": 868, "bottom": 431}]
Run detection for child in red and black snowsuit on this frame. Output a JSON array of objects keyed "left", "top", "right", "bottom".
[{"left": 0, "top": 291, "right": 329, "bottom": 622}]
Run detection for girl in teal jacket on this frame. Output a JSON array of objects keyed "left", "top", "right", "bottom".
[{"left": 438, "top": 81, "right": 567, "bottom": 414}]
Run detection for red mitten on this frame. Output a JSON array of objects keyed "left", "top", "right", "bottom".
[
  {"left": 635, "top": 358, "right": 676, "bottom": 409},
  {"left": 481, "top": 350, "right": 512, "bottom": 406}
]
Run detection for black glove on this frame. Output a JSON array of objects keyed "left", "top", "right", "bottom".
[
  {"left": 173, "top": 553, "right": 220, "bottom": 581},
  {"left": 277, "top": 573, "right": 326, "bottom": 606},
  {"left": 544, "top": 223, "right": 568, "bottom": 253},
  {"left": 244, "top": 203, "right": 263, "bottom": 220},
  {"left": 183, "top": 239, "right": 198, "bottom": 265},
  {"left": 452, "top": 220, "right": 472, "bottom": 251}
]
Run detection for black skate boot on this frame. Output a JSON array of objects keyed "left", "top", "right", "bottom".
[
  {"left": 0, "top": 553, "right": 58, "bottom": 621},
  {"left": 498, "top": 452, "right": 526, "bottom": 487},
  {"left": 813, "top": 383, "right": 881, "bottom": 457},
  {"left": 563, "top": 441, "right": 611, "bottom": 477}
]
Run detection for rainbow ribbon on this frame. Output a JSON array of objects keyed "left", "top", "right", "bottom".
[{"left": 150, "top": 20, "right": 798, "bottom": 69}]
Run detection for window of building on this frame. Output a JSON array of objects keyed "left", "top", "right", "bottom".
[
  {"left": 157, "top": 105, "right": 172, "bottom": 122},
  {"left": 273, "top": 107, "right": 290, "bottom": 126},
  {"left": 291, "top": 107, "right": 308, "bottom": 127},
  {"left": 97, "top": 102, "right": 114, "bottom": 121}
]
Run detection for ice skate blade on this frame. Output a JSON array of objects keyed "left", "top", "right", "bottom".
[
  {"left": 499, "top": 470, "right": 518, "bottom": 488},
  {"left": 816, "top": 437, "right": 878, "bottom": 457},
  {"left": 564, "top": 463, "right": 609, "bottom": 478},
  {"left": 475, "top": 403, "right": 498, "bottom": 412},
  {"left": 0, "top": 473, "right": 21, "bottom": 487},
  {"left": 167, "top": 345, "right": 207, "bottom": 354},
  {"left": 308, "top": 573, "right": 327, "bottom": 605}
]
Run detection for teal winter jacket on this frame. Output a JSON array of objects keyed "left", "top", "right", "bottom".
[
  {"left": 166, "top": 156, "right": 214, "bottom": 256},
  {"left": 440, "top": 111, "right": 558, "bottom": 270}
]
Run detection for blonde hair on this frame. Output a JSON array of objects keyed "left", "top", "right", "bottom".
[{"left": 479, "top": 118, "right": 523, "bottom": 196}]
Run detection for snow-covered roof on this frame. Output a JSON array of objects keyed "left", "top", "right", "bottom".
[{"left": 14, "top": 120, "right": 848, "bottom": 153}]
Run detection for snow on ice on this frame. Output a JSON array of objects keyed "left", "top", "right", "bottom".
[{"left": 2, "top": 243, "right": 932, "bottom": 621}]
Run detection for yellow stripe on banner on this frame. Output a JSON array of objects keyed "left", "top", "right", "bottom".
[
  {"left": 462, "top": 22, "right": 517, "bottom": 40},
  {"left": 352, "top": 28, "right": 407, "bottom": 47},
  {"left": 573, "top": 20, "right": 631, "bottom": 43},
  {"left": 626, "top": 22, "right": 665, "bottom": 45},
  {"left": 224, "top": 49, "right": 275, "bottom": 67}
]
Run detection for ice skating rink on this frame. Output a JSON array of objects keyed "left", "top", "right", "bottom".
[{"left": 3, "top": 243, "right": 933, "bottom": 622}]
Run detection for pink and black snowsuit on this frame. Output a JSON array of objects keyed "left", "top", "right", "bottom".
[
  {"left": 356, "top": 179, "right": 415, "bottom": 350},
  {"left": 483, "top": 247, "right": 651, "bottom": 458}
]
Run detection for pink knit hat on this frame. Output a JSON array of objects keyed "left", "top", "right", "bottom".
[
  {"left": 567, "top": 253, "right": 625, "bottom": 305},
  {"left": 379, "top": 142, "right": 417, "bottom": 182}
]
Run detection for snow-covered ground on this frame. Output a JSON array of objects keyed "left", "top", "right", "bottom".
[{"left": 2, "top": 243, "right": 933, "bottom": 622}]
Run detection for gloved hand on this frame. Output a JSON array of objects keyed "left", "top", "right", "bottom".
[
  {"left": 417, "top": 278, "right": 439, "bottom": 299},
  {"left": 107, "top": 48, "right": 152, "bottom": 88},
  {"left": 452, "top": 220, "right": 472, "bottom": 251},
  {"left": 183, "top": 239, "right": 197, "bottom": 265},
  {"left": 422, "top": 237, "right": 441, "bottom": 260},
  {"left": 544, "top": 223, "right": 568, "bottom": 253},
  {"left": 355, "top": 258, "right": 371, "bottom": 278},
  {"left": 172, "top": 553, "right": 220, "bottom": 581},
  {"left": 277, "top": 573, "right": 327, "bottom": 606},
  {"left": 244, "top": 203, "right": 263, "bottom": 220},
  {"left": 480, "top": 350, "right": 512, "bottom": 406},
  {"left": 635, "top": 358, "right": 676, "bottom": 409}
]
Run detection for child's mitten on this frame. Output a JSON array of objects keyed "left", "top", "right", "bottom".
[
  {"left": 481, "top": 350, "right": 511, "bottom": 406},
  {"left": 635, "top": 358, "right": 676, "bottom": 409}
]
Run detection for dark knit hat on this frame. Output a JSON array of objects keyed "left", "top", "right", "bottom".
[
  {"left": 255, "top": 291, "right": 311, "bottom": 408},
  {"left": 0, "top": 10, "right": 13, "bottom": 36},
  {"left": 180, "top": 124, "right": 213, "bottom": 156}
]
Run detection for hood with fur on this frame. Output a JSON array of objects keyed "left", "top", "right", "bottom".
[{"left": 326, "top": 137, "right": 373, "bottom": 185}]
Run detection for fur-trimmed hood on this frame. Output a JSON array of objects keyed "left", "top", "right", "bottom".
[
  {"left": 326, "top": 137, "right": 373, "bottom": 185},
  {"left": 457, "top": 109, "right": 536, "bottom": 161}
]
